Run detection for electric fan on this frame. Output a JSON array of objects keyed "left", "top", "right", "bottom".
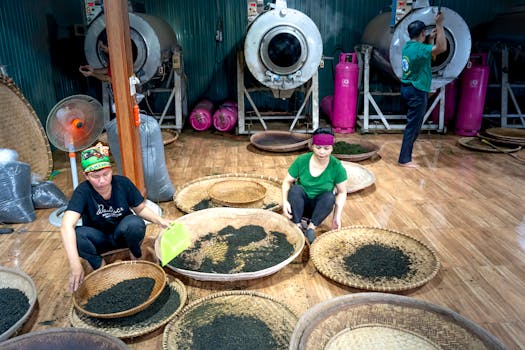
[{"left": 46, "top": 95, "right": 104, "bottom": 227}]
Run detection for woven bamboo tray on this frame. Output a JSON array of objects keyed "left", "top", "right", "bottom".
[
  {"left": 0, "top": 266, "right": 38, "bottom": 341},
  {"left": 70, "top": 276, "right": 187, "bottom": 339},
  {"left": 0, "top": 328, "right": 129, "bottom": 350},
  {"left": 458, "top": 137, "right": 521, "bottom": 153},
  {"left": 208, "top": 179, "right": 267, "bottom": 207},
  {"left": 289, "top": 292, "right": 508, "bottom": 350},
  {"left": 477, "top": 132, "right": 525, "bottom": 146},
  {"left": 73, "top": 261, "right": 167, "bottom": 319},
  {"left": 154, "top": 207, "right": 305, "bottom": 281},
  {"left": 485, "top": 127, "right": 525, "bottom": 141},
  {"left": 332, "top": 139, "right": 380, "bottom": 162},
  {"left": 310, "top": 226, "right": 440, "bottom": 292},
  {"left": 174, "top": 173, "right": 282, "bottom": 213},
  {"left": 0, "top": 75, "right": 52, "bottom": 178},
  {"left": 250, "top": 130, "right": 311, "bottom": 152},
  {"left": 340, "top": 161, "right": 376, "bottom": 193},
  {"left": 161, "top": 130, "right": 179, "bottom": 145},
  {"left": 162, "top": 291, "right": 298, "bottom": 350}
]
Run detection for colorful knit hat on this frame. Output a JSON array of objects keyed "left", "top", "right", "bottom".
[{"left": 81, "top": 142, "right": 111, "bottom": 173}]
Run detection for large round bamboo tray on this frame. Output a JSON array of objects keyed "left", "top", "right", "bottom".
[
  {"left": 485, "top": 127, "right": 525, "bottom": 141},
  {"left": 73, "top": 261, "right": 167, "bottom": 319},
  {"left": 289, "top": 292, "right": 508, "bottom": 350},
  {"left": 162, "top": 291, "right": 298, "bottom": 350},
  {"left": 332, "top": 139, "right": 380, "bottom": 162},
  {"left": 0, "top": 75, "right": 52, "bottom": 178},
  {"left": 310, "top": 226, "right": 440, "bottom": 292},
  {"left": 161, "top": 129, "right": 179, "bottom": 145},
  {"left": 70, "top": 276, "right": 187, "bottom": 339},
  {"left": 0, "top": 328, "right": 129, "bottom": 350},
  {"left": 340, "top": 161, "right": 376, "bottom": 193},
  {"left": 250, "top": 130, "right": 311, "bottom": 152},
  {"left": 477, "top": 132, "right": 525, "bottom": 146},
  {"left": 458, "top": 137, "right": 521, "bottom": 153},
  {"left": 0, "top": 266, "right": 38, "bottom": 341},
  {"left": 208, "top": 179, "right": 267, "bottom": 207},
  {"left": 174, "top": 173, "right": 282, "bottom": 213},
  {"left": 155, "top": 207, "right": 305, "bottom": 281}
]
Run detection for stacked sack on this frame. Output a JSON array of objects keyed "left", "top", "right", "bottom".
[{"left": 0, "top": 149, "right": 67, "bottom": 224}]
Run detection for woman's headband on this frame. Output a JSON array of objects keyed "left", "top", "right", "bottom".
[{"left": 312, "top": 133, "right": 334, "bottom": 146}]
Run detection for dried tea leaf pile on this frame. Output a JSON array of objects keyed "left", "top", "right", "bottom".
[
  {"left": 79, "top": 282, "right": 181, "bottom": 328},
  {"left": 169, "top": 224, "right": 294, "bottom": 273},
  {"left": 191, "top": 315, "right": 278, "bottom": 350},
  {"left": 84, "top": 277, "right": 155, "bottom": 314},
  {"left": 0, "top": 287, "right": 30, "bottom": 334},
  {"left": 344, "top": 243, "right": 414, "bottom": 281},
  {"left": 333, "top": 141, "right": 370, "bottom": 155},
  {"left": 191, "top": 199, "right": 278, "bottom": 211}
]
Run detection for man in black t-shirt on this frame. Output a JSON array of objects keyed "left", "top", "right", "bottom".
[{"left": 60, "top": 143, "right": 172, "bottom": 292}]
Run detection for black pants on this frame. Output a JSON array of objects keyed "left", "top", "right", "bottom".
[
  {"left": 399, "top": 84, "right": 428, "bottom": 164},
  {"left": 288, "top": 185, "right": 335, "bottom": 227},
  {"left": 75, "top": 215, "right": 146, "bottom": 269}
]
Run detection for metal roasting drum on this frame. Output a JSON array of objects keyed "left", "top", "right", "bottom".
[
  {"left": 84, "top": 12, "right": 178, "bottom": 84},
  {"left": 244, "top": 0, "right": 323, "bottom": 91},
  {"left": 361, "top": 3, "right": 471, "bottom": 91}
]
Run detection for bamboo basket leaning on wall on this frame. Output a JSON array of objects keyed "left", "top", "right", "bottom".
[{"left": 0, "top": 75, "right": 52, "bottom": 179}]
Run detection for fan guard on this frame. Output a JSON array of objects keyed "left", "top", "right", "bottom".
[{"left": 46, "top": 95, "right": 104, "bottom": 152}]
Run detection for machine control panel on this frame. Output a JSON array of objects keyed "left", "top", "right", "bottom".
[
  {"left": 394, "top": 0, "right": 414, "bottom": 23},
  {"left": 85, "top": 0, "right": 104, "bottom": 26},
  {"left": 247, "top": 0, "right": 265, "bottom": 23}
]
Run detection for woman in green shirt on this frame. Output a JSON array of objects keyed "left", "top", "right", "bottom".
[{"left": 282, "top": 128, "right": 347, "bottom": 243}]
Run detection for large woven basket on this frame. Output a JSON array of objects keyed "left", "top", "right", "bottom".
[
  {"left": 310, "top": 226, "right": 440, "bottom": 292},
  {"left": 332, "top": 139, "right": 380, "bottom": 162},
  {"left": 0, "top": 75, "right": 52, "bottom": 178},
  {"left": 155, "top": 207, "right": 305, "bottom": 281},
  {"left": 0, "top": 328, "right": 129, "bottom": 350},
  {"left": 73, "top": 261, "right": 167, "bottom": 319},
  {"left": 485, "top": 127, "right": 525, "bottom": 141},
  {"left": 208, "top": 179, "right": 267, "bottom": 207},
  {"left": 289, "top": 293, "right": 508, "bottom": 350},
  {"left": 174, "top": 173, "right": 283, "bottom": 213},
  {"left": 0, "top": 266, "right": 38, "bottom": 341},
  {"left": 162, "top": 290, "right": 298, "bottom": 350},
  {"left": 70, "top": 276, "right": 187, "bottom": 339},
  {"left": 340, "top": 161, "right": 376, "bottom": 193},
  {"left": 249, "top": 130, "right": 311, "bottom": 152},
  {"left": 457, "top": 137, "right": 521, "bottom": 153}
]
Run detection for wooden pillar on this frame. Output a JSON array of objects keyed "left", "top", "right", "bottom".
[{"left": 104, "top": 0, "right": 146, "bottom": 195}]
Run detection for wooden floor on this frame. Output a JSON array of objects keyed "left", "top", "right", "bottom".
[{"left": 1, "top": 126, "right": 525, "bottom": 349}]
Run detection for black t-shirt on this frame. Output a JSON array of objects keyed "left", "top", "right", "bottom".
[{"left": 66, "top": 175, "right": 144, "bottom": 234}]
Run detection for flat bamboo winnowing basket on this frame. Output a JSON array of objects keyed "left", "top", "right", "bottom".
[{"left": 0, "top": 75, "right": 52, "bottom": 178}]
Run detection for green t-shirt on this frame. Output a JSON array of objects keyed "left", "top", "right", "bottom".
[
  {"left": 401, "top": 40, "right": 433, "bottom": 92},
  {"left": 287, "top": 153, "right": 348, "bottom": 199}
]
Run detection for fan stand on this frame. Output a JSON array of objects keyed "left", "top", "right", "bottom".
[{"left": 49, "top": 133, "right": 85, "bottom": 228}]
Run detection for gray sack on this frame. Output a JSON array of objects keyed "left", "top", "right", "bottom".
[{"left": 106, "top": 114, "right": 175, "bottom": 202}]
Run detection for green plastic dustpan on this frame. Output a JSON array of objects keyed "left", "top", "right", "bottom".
[{"left": 160, "top": 222, "right": 191, "bottom": 266}]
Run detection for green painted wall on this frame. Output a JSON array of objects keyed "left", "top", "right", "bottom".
[{"left": 0, "top": 0, "right": 519, "bottom": 129}]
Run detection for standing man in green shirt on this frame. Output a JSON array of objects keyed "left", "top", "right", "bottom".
[{"left": 398, "top": 11, "right": 447, "bottom": 168}]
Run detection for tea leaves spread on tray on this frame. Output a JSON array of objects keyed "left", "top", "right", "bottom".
[
  {"left": 168, "top": 225, "right": 294, "bottom": 273},
  {"left": 333, "top": 141, "right": 369, "bottom": 155},
  {"left": 344, "top": 243, "right": 413, "bottom": 280},
  {"left": 0, "top": 287, "right": 30, "bottom": 334},
  {"left": 84, "top": 277, "right": 155, "bottom": 314},
  {"left": 191, "top": 314, "right": 278, "bottom": 350},
  {"left": 81, "top": 282, "right": 181, "bottom": 327}
]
